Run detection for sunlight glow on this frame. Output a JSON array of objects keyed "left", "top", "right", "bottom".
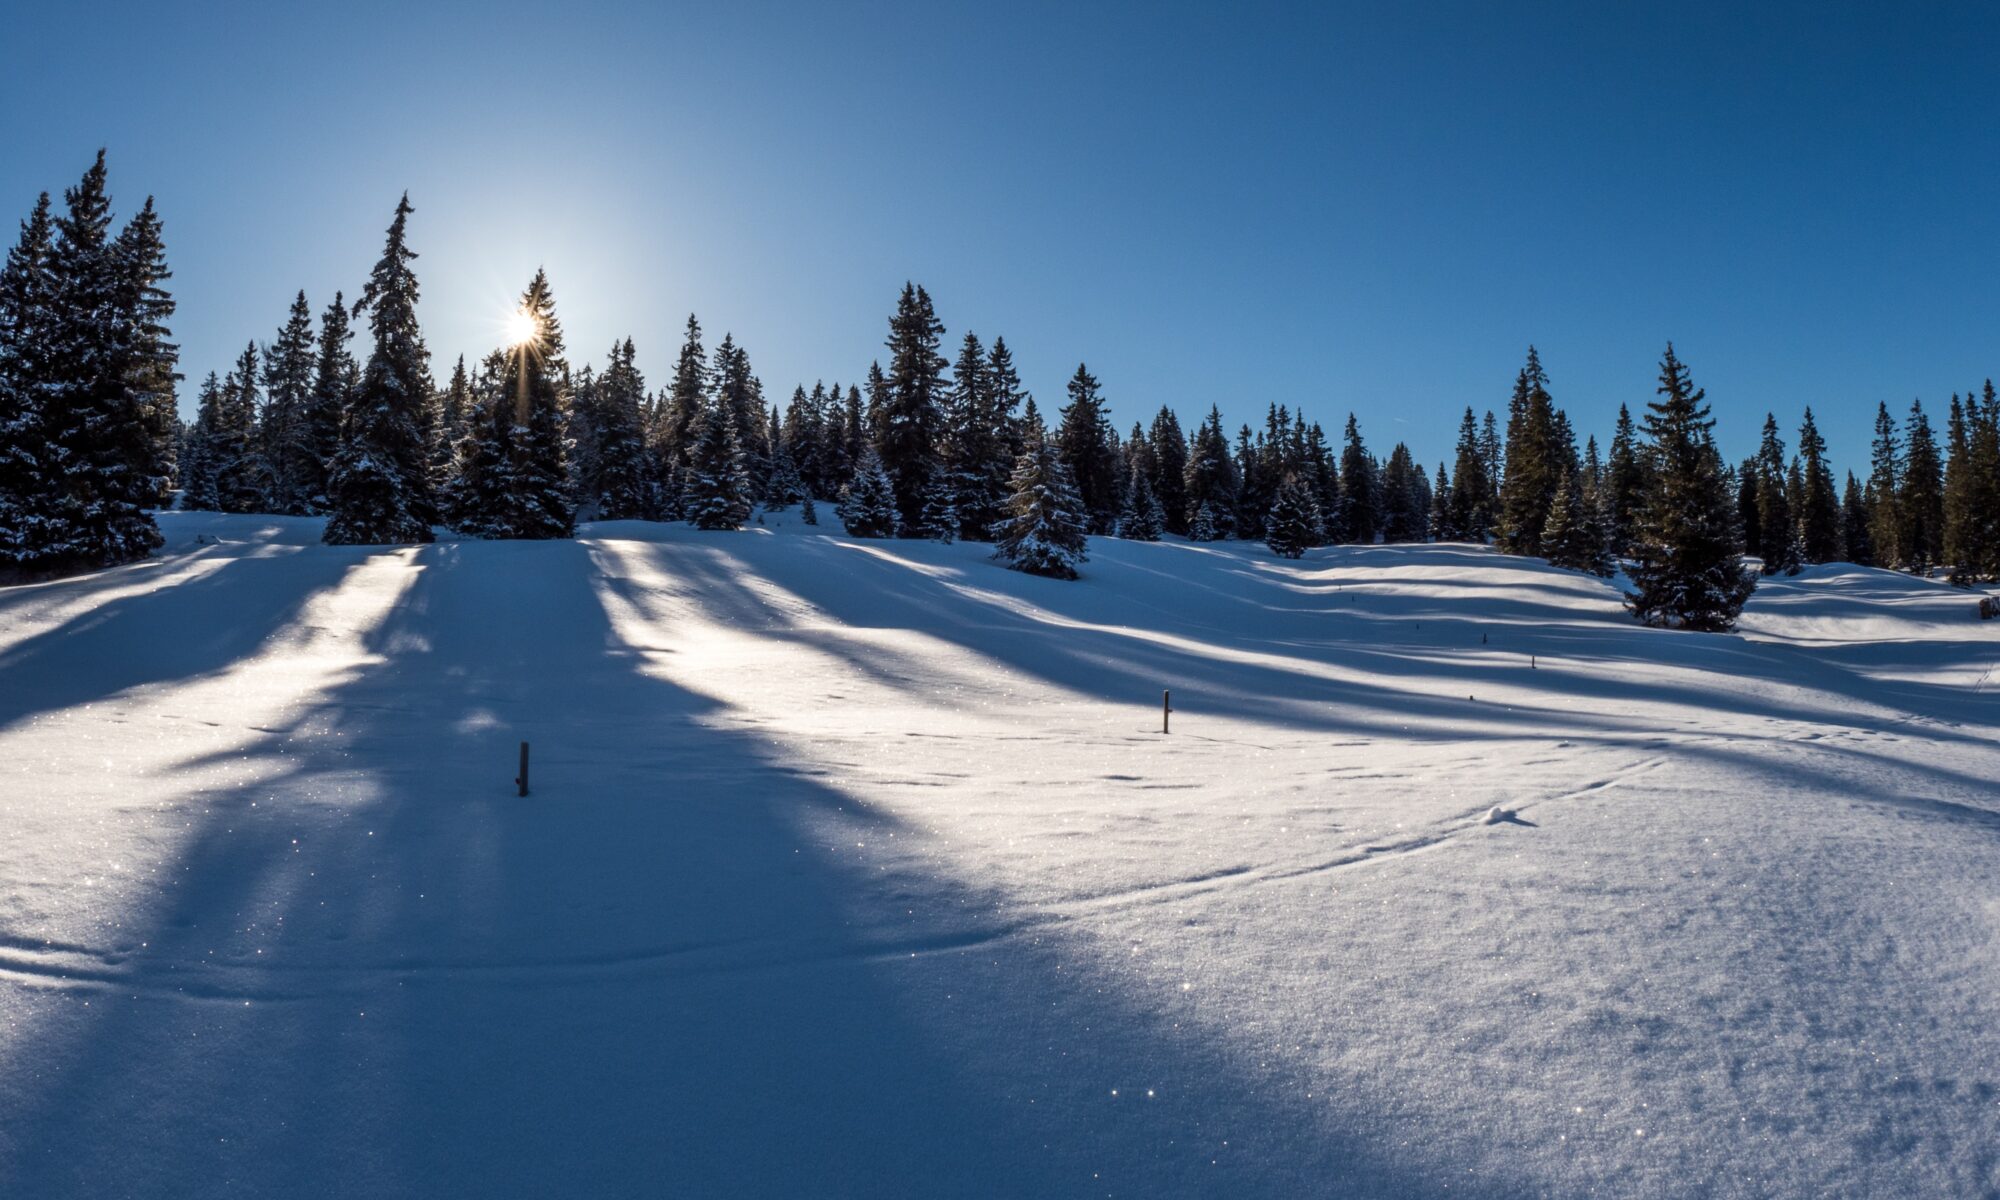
[{"left": 504, "top": 307, "right": 540, "bottom": 347}]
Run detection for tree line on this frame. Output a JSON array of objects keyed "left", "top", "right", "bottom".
[{"left": 4, "top": 159, "right": 1998, "bottom": 632}]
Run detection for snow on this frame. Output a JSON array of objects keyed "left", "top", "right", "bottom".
[{"left": 1, "top": 513, "right": 1997, "bottom": 1197}]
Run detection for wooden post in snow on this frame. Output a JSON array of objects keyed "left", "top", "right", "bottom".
[
  {"left": 1162, "top": 690, "right": 1172, "bottom": 734},
  {"left": 516, "top": 742, "right": 530, "bottom": 797}
]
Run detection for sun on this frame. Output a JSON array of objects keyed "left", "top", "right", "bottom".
[{"left": 504, "top": 307, "right": 540, "bottom": 347}]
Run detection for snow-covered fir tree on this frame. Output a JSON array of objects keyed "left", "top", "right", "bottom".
[
  {"left": 1625, "top": 345, "right": 1755, "bottom": 630},
  {"left": 324, "top": 194, "right": 433, "bottom": 545},
  {"left": 579, "top": 338, "right": 649, "bottom": 521},
  {"left": 1542, "top": 469, "right": 1612, "bottom": 577},
  {"left": 683, "top": 400, "right": 752, "bottom": 531},
  {"left": 0, "top": 193, "right": 58, "bottom": 566},
  {"left": 1753, "top": 413, "right": 1801, "bottom": 575},
  {"left": 261, "top": 291, "right": 317, "bottom": 514},
  {"left": 113, "top": 194, "right": 178, "bottom": 508},
  {"left": 1118, "top": 463, "right": 1164, "bottom": 541},
  {"left": 878, "top": 283, "right": 949, "bottom": 535},
  {"left": 212, "top": 342, "right": 269, "bottom": 512},
  {"left": 1265, "top": 474, "right": 1324, "bottom": 559},
  {"left": 838, "top": 447, "right": 898, "bottom": 538},
  {"left": 996, "top": 427, "right": 1089, "bottom": 579},
  {"left": 1056, "top": 363, "right": 1120, "bottom": 535},
  {"left": 296, "top": 293, "right": 355, "bottom": 514},
  {"left": 455, "top": 271, "right": 574, "bottom": 540}
]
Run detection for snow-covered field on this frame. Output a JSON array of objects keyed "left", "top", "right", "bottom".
[{"left": 1, "top": 511, "right": 1996, "bottom": 1198}]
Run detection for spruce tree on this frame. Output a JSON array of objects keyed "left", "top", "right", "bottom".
[
  {"left": 261, "top": 291, "right": 317, "bottom": 513},
  {"left": 213, "top": 343, "right": 268, "bottom": 513},
  {"left": 996, "top": 427, "right": 1089, "bottom": 579},
  {"left": 1334, "top": 414, "right": 1377, "bottom": 543},
  {"left": 1149, "top": 406, "right": 1190, "bottom": 536},
  {"left": 1183, "top": 406, "right": 1237, "bottom": 537},
  {"left": 1898, "top": 399, "right": 1945, "bottom": 574},
  {"left": 470, "top": 271, "right": 573, "bottom": 539},
  {"left": 1543, "top": 469, "right": 1612, "bottom": 576},
  {"left": 1866, "top": 400, "right": 1902, "bottom": 569},
  {"left": 178, "top": 372, "right": 224, "bottom": 512},
  {"left": 1841, "top": 472, "right": 1873, "bottom": 565},
  {"left": 1946, "top": 383, "right": 2000, "bottom": 582},
  {"left": 1754, "top": 414, "right": 1800, "bottom": 574},
  {"left": 683, "top": 400, "right": 752, "bottom": 532},
  {"left": 878, "top": 283, "right": 949, "bottom": 535},
  {"left": 1604, "top": 403, "right": 1646, "bottom": 554},
  {"left": 837, "top": 447, "right": 898, "bottom": 538},
  {"left": 945, "top": 331, "right": 1013, "bottom": 541},
  {"left": 1119, "top": 469, "right": 1165, "bottom": 541},
  {"left": 1056, "top": 363, "right": 1120, "bottom": 535},
  {"left": 1265, "top": 474, "right": 1325, "bottom": 559},
  {"left": 1497, "top": 347, "right": 1558, "bottom": 556},
  {"left": 35, "top": 151, "right": 163, "bottom": 569},
  {"left": 1795, "top": 407, "right": 1841, "bottom": 563},
  {"left": 1445, "top": 407, "right": 1491, "bottom": 541},
  {"left": 0, "top": 193, "right": 58, "bottom": 566},
  {"left": 431, "top": 355, "right": 473, "bottom": 519},
  {"left": 1379, "top": 443, "right": 1425, "bottom": 542},
  {"left": 324, "top": 195, "right": 433, "bottom": 545},
  {"left": 712, "top": 333, "right": 768, "bottom": 494},
  {"left": 584, "top": 338, "right": 649, "bottom": 521},
  {"left": 1427, "top": 463, "right": 1453, "bottom": 541},
  {"left": 297, "top": 293, "right": 355, "bottom": 514},
  {"left": 650, "top": 314, "right": 708, "bottom": 509},
  {"left": 1625, "top": 345, "right": 1755, "bottom": 631},
  {"left": 1189, "top": 502, "right": 1219, "bottom": 542},
  {"left": 112, "top": 195, "right": 177, "bottom": 507}
]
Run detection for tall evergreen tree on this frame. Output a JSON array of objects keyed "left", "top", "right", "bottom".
[
  {"left": 455, "top": 272, "right": 573, "bottom": 539},
  {"left": 649, "top": 314, "right": 708, "bottom": 511},
  {"left": 431, "top": 354, "right": 473, "bottom": 516},
  {"left": 1795, "top": 407, "right": 1841, "bottom": 563},
  {"left": 212, "top": 342, "right": 268, "bottom": 513},
  {"left": 1625, "top": 345, "right": 1755, "bottom": 630},
  {"left": 1945, "top": 383, "right": 2000, "bottom": 582},
  {"left": 581, "top": 338, "right": 649, "bottom": 521},
  {"left": 679, "top": 399, "right": 751, "bottom": 532},
  {"left": 945, "top": 331, "right": 1013, "bottom": 541},
  {"left": 1427, "top": 462, "right": 1453, "bottom": 541},
  {"left": 1379, "top": 443, "right": 1425, "bottom": 542},
  {"left": 112, "top": 195, "right": 177, "bottom": 507},
  {"left": 1543, "top": 468, "right": 1612, "bottom": 576},
  {"left": 1497, "top": 347, "right": 1559, "bottom": 557},
  {"left": 1148, "top": 406, "right": 1190, "bottom": 536},
  {"left": 1753, "top": 414, "right": 1800, "bottom": 574},
  {"left": 1865, "top": 400, "right": 1902, "bottom": 569},
  {"left": 1264, "top": 474, "right": 1325, "bottom": 559},
  {"left": 325, "top": 194, "right": 433, "bottom": 545},
  {"left": 1119, "top": 468, "right": 1164, "bottom": 541},
  {"left": 34, "top": 151, "right": 163, "bottom": 569},
  {"left": 1056, "top": 363, "right": 1120, "bottom": 534},
  {"left": 1604, "top": 403, "right": 1646, "bottom": 554},
  {"left": 1334, "top": 414, "right": 1377, "bottom": 543},
  {"left": 878, "top": 283, "right": 950, "bottom": 535},
  {"left": 1182, "top": 406, "right": 1237, "bottom": 537},
  {"left": 837, "top": 446, "right": 898, "bottom": 538},
  {"left": 712, "top": 333, "right": 767, "bottom": 493},
  {"left": 1840, "top": 472, "right": 1874, "bottom": 565},
  {"left": 996, "top": 425, "right": 1089, "bottom": 579},
  {"left": 1444, "top": 407, "right": 1491, "bottom": 541},
  {"left": 0, "top": 193, "right": 58, "bottom": 565},
  {"left": 260, "top": 291, "right": 317, "bottom": 514},
  {"left": 1898, "top": 398, "right": 1945, "bottom": 574},
  {"left": 178, "top": 372, "right": 224, "bottom": 512}
]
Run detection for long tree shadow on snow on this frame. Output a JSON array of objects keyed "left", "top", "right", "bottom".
[{"left": 0, "top": 539, "right": 1511, "bottom": 1199}]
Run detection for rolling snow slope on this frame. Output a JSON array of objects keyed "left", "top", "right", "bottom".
[{"left": 0, "top": 512, "right": 1996, "bottom": 1198}]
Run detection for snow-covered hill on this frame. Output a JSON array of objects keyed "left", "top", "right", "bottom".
[{"left": 1, "top": 512, "right": 1996, "bottom": 1197}]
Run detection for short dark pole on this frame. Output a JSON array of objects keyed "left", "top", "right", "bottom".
[
  {"left": 516, "top": 741, "right": 530, "bottom": 797},
  {"left": 1531, "top": 654, "right": 1537, "bottom": 670},
  {"left": 1162, "top": 689, "right": 1172, "bottom": 734}
]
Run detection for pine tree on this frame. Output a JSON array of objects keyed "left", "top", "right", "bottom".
[
  {"left": 1795, "top": 407, "right": 1841, "bottom": 563},
  {"left": 212, "top": 342, "right": 268, "bottom": 513},
  {"left": 1427, "top": 462, "right": 1453, "bottom": 540},
  {"left": 1183, "top": 406, "right": 1237, "bottom": 537},
  {"left": 944, "top": 332, "right": 1015, "bottom": 541},
  {"left": 582, "top": 338, "right": 649, "bottom": 521},
  {"left": 1379, "top": 443, "right": 1425, "bottom": 542},
  {"left": 0, "top": 193, "right": 58, "bottom": 565},
  {"left": 649, "top": 314, "right": 708, "bottom": 510},
  {"left": 1753, "top": 413, "right": 1800, "bottom": 574},
  {"left": 1625, "top": 345, "right": 1755, "bottom": 631},
  {"left": 1497, "top": 347, "right": 1559, "bottom": 557},
  {"left": 284, "top": 293, "right": 351, "bottom": 515},
  {"left": 1841, "top": 472, "right": 1874, "bottom": 565},
  {"left": 1264, "top": 474, "right": 1325, "bottom": 559},
  {"left": 1543, "top": 469, "right": 1611, "bottom": 576},
  {"left": 431, "top": 355, "right": 473, "bottom": 518},
  {"left": 1945, "top": 383, "right": 2000, "bottom": 582},
  {"left": 1189, "top": 501, "right": 1219, "bottom": 542},
  {"left": 1055, "top": 363, "right": 1120, "bottom": 535},
  {"left": 1865, "top": 400, "right": 1901, "bottom": 569},
  {"left": 1898, "top": 398, "right": 1945, "bottom": 574},
  {"left": 1604, "top": 403, "right": 1646, "bottom": 554},
  {"left": 682, "top": 400, "right": 752, "bottom": 532},
  {"left": 996, "top": 427, "right": 1089, "bottom": 579},
  {"left": 1443, "top": 407, "right": 1490, "bottom": 540},
  {"left": 33, "top": 151, "right": 164, "bottom": 570},
  {"left": 878, "top": 283, "right": 949, "bottom": 535},
  {"left": 1119, "top": 469, "right": 1164, "bottom": 541},
  {"left": 1148, "top": 406, "right": 1190, "bottom": 537},
  {"left": 837, "top": 447, "right": 898, "bottom": 538},
  {"left": 112, "top": 195, "right": 177, "bottom": 507},
  {"left": 325, "top": 195, "right": 433, "bottom": 545},
  {"left": 1334, "top": 414, "right": 1377, "bottom": 543},
  {"left": 259, "top": 291, "right": 317, "bottom": 513},
  {"left": 712, "top": 333, "right": 768, "bottom": 494},
  {"left": 178, "top": 372, "right": 224, "bottom": 512},
  {"left": 467, "top": 271, "right": 573, "bottom": 539}
]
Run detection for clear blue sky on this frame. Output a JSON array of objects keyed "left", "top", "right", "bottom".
[{"left": 4, "top": 1, "right": 1995, "bottom": 473}]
